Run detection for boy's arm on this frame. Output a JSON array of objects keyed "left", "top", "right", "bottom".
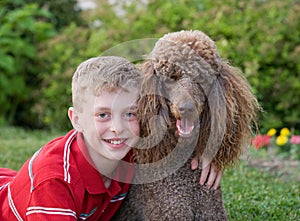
[
  {"left": 191, "top": 157, "right": 222, "bottom": 190},
  {"left": 26, "top": 179, "right": 77, "bottom": 221}
]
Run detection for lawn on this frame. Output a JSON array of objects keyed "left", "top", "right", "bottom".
[
  {"left": 222, "top": 162, "right": 300, "bottom": 220},
  {"left": 0, "top": 126, "right": 299, "bottom": 220}
]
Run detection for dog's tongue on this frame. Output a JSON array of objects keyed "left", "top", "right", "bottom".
[{"left": 176, "top": 118, "right": 194, "bottom": 137}]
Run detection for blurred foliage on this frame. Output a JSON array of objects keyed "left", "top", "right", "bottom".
[
  {"left": 24, "top": 0, "right": 84, "bottom": 31},
  {"left": 188, "top": 0, "right": 300, "bottom": 132},
  {"left": 0, "top": 0, "right": 299, "bottom": 131},
  {"left": 35, "top": 24, "right": 93, "bottom": 130},
  {"left": 0, "top": 0, "right": 56, "bottom": 127}
]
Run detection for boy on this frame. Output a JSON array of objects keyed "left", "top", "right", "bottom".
[{"left": 0, "top": 56, "right": 140, "bottom": 220}]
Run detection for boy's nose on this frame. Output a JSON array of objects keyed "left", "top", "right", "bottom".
[{"left": 110, "top": 118, "right": 125, "bottom": 134}]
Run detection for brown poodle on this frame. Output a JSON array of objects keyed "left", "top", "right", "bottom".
[{"left": 112, "top": 30, "right": 260, "bottom": 220}]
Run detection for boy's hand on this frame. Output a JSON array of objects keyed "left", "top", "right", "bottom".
[{"left": 191, "top": 157, "right": 222, "bottom": 190}]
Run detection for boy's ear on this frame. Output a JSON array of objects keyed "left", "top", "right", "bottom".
[{"left": 68, "top": 107, "right": 83, "bottom": 132}]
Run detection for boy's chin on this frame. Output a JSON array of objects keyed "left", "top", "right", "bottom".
[{"left": 109, "top": 149, "right": 131, "bottom": 161}]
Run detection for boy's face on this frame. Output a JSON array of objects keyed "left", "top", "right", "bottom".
[{"left": 71, "top": 88, "right": 140, "bottom": 162}]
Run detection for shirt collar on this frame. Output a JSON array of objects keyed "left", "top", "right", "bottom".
[{"left": 72, "top": 132, "right": 134, "bottom": 195}]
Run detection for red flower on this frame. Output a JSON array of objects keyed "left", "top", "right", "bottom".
[
  {"left": 252, "top": 134, "right": 271, "bottom": 150},
  {"left": 290, "top": 135, "right": 300, "bottom": 145}
]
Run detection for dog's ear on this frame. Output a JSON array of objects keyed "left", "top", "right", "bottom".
[
  {"left": 196, "top": 75, "right": 227, "bottom": 169},
  {"left": 138, "top": 60, "right": 170, "bottom": 138},
  {"left": 198, "top": 61, "right": 260, "bottom": 170}
]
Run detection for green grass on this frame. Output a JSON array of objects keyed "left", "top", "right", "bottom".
[
  {"left": 222, "top": 164, "right": 300, "bottom": 220},
  {"left": 0, "top": 126, "right": 64, "bottom": 170},
  {"left": 1, "top": 126, "right": 299, "bottom": 220}
]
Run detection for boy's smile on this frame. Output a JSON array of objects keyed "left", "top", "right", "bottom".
[{"left": 104, "top": 138, "right": 127, "bottom": 147}]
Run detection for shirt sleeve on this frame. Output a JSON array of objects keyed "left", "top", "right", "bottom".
[{"left": 26, "top": 179, "right": 78, "bottom": 221}]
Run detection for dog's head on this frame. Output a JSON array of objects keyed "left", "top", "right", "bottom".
[
  {"left": 168, "top": 76, "right": 205, "bottom": 139},
  {"left": 135, "top": 30, "right": 260, "bottom": 169}
]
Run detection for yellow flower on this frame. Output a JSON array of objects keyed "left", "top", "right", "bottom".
[
  {"left": 267, "top": 128, "right": 277, "bottom": 136},
  {"left": 280, "top": 128, "right": 290, "bottom": 136},
  {"left": 276, "top": 135, "right": 288, "bottom": 146}
]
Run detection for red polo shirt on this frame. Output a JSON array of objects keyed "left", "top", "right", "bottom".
[{"left": 0, "top": 130, "right": 134, "bottom": 221}]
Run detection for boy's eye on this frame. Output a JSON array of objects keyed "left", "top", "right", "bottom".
[
  {"left": 124, "top": 112, "right": 137, "bottom": 119},
  {"left": 98, "top": 113, "right": 109, "bottom": 119}
]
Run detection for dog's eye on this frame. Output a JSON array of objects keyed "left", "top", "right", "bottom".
[{"left": 169, "top": 75, "right": 179, "bottom": 81}]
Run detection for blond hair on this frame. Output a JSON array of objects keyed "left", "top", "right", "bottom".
[{"left": 71, "top": 56, "right": 140, "bottom": 111}]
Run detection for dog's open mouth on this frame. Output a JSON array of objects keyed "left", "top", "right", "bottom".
[{"left": 176, "top": 118, "right": 195, "bottom": 138}]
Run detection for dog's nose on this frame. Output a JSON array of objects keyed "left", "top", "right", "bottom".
[{"left": 178, "top": 101, "right": 196, "bottom": 114}]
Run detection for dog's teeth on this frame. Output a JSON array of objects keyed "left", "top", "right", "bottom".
[
  {"left": 178, "top": 125, "right": 194, "bottom": 135},
  {"left": 179, "top": 128, "right": 192, "bottom": 135}
]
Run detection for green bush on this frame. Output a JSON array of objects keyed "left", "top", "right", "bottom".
[
  {"left": 35, "top": 24, "right": 94, "bottom": 130},
  {"left": 37, "top": 0, "right": 300, "bottom": 131},
  {"left": 0, "top": 1, "right": 55, "bottom": 127},
  {"left": 188, "top": 0, "right": 300, "bottom": 130},
  {"left": 1, "top": 0, "right": 299, "bottom": 131},
  {"left": 24, "top": 0, "right": 84, "bottom": 31}
]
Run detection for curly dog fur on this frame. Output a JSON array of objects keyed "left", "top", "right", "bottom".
[{"left": 112, "top": 30, "right": 260, "bottom": 220}]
